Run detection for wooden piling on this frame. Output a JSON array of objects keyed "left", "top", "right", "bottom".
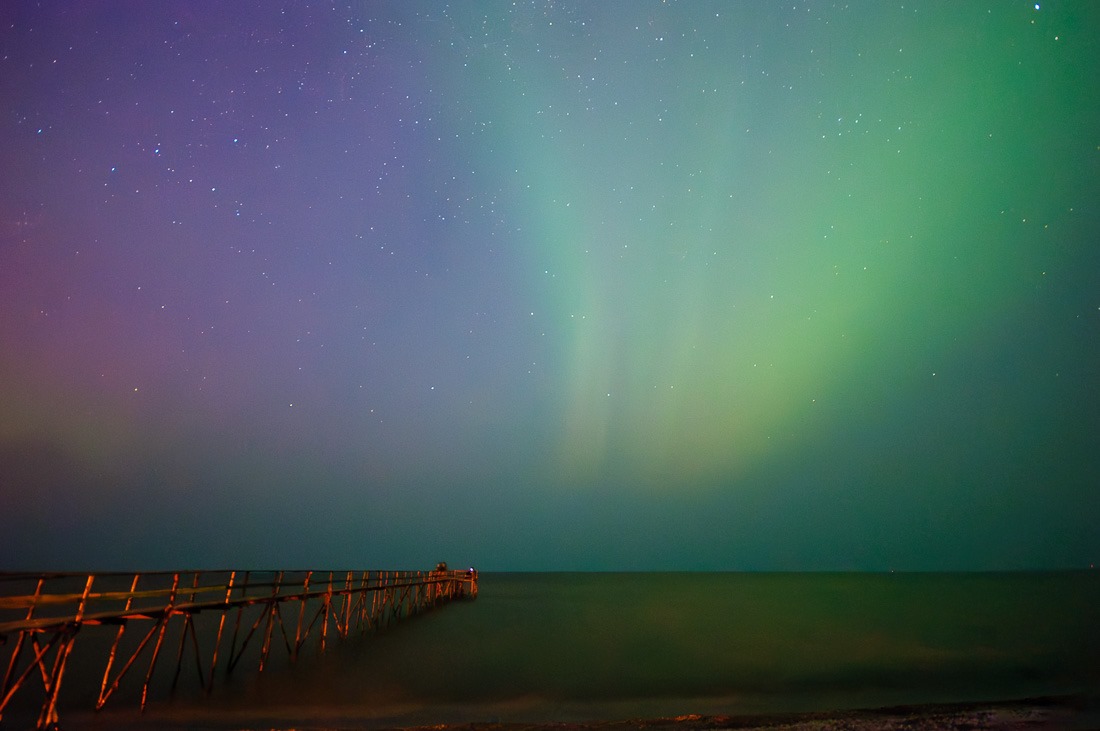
[{"left": 0, "top": 567, "right": 477, "bottom": 729}]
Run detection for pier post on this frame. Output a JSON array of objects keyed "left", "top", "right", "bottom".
[{"left": 0, "top": 567, "right": 477, "bottom": 729}]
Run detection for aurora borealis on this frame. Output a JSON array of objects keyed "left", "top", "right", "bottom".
[{"left": 1, "top": 1, "right": 1097, "bottom": 570}]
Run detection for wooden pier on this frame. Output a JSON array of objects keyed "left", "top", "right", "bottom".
[{"left": 0, "top": 566, "right": 477, "bottom": 729}]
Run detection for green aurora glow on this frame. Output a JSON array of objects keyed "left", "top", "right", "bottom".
[{"left": 0, "top": 1, "right": 1097, "bottom": 569}]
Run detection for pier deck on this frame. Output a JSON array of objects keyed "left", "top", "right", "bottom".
[{"left": 0, "top": 566, "right": 477, "bottom": 729}]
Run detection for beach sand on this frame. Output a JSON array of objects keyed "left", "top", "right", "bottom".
[
  {"left": 369, "top": 697, "right": 1100, "bottom": 731},
  {"left": 48, "top": 693, "right": 1097, "bottom": 730}
]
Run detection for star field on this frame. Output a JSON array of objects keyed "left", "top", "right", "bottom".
[{"left": 1, "top": 1, "right": 1097, "bottom": 570}]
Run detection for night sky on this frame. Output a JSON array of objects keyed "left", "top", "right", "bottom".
[{"left": 2, "top": 1, "right": 1097, "bottom": 571}]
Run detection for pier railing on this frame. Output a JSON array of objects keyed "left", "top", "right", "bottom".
[{"left": 0, "top": 567, "right": 477, "bottom": 729}]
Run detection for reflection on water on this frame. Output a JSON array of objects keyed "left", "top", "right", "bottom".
[{"left": 34, "top": 572, "right": 1100, "bottom": 729}]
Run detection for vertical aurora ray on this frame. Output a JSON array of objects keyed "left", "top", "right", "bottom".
[
  {"left": 1, "top": 1, "right": 1096, "bottom": 570},
  {"left": 468, "top": 1, "right": 1096, "bottom": 492}
]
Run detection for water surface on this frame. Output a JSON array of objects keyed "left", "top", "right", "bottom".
[{"left": 40, "top": 572, "right": 1100, "bottom": 729}]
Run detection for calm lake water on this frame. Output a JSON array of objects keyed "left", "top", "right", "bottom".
[{"left": 18, "top": 571, "right": 1100, "bottom": 729}]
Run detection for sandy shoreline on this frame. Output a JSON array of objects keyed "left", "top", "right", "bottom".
[
  {"left": 361, "top": 696, "right": 1100, "bottom": 731},
  {"left": 27, "top": 693, "right": 1097, "bottom": 730}
]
